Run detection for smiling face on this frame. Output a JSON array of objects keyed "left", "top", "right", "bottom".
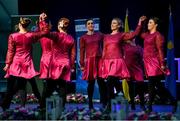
[
  {"left": 148, "top": 19, "right": 157, "bottom": 31},
  {"left": 111, "top": 19, "right": 121, "bottom": 31},
  {"left": 86, "top": 19, "right": 94, "bottom": 31}
]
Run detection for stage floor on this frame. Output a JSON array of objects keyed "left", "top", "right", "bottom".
[
  {"left": 0, "top": 103, "right": 179, "bottom": 120},
  {"left": 0, "top": 103, "right": 174, "bottom": 113}
]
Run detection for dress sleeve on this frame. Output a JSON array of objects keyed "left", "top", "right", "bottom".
[
  {"left": 80, "top": 36, "right": 85, "bottom": 68},
  {"left": 30, "top": 31, "right": 48, "bottom": 43},
  {"left": 38, "top": 21, "right": 50, "bottom": 32},
  {"left": 99, "top": 33, "right": 104, "bottom": 53},
  {"left": 47, "top": 32, "right": 60, "bottom": 41},
  {"left": 140, "top": 32, "right": 147, "bottom": 40},
  {"left": 71, "top": 40, "right": 76, "bottom": 69},
  {"left": 122, "top": 25, "right": 142, "bottom": 40},
  {"left": 155, "top": 33, "right": 165, "bottom": 67},
  {"left": 138, "top": 46, "right": 144, "bottom": 68},
  {"left": 5, "top": 34, "right": 15, "bottom": 64},
  {"left": 30, "top": 20, "right": 50, "bottom": 43}
]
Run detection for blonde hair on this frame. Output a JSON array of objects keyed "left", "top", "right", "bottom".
[
  {"left": 19, "top": 17, "right": 31, "bottom": 28},
  {"left": 112, "top": 17, "right": 124, "bottom": 28},
  {"left": 14, "top": 17, "right": 31, "bottom": 31},
  {"left": 58, "top": 17, "right": 70, "bottom": 28}
]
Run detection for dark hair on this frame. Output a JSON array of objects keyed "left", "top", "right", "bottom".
[
  {"left": 149, "top": 17, "right": 159, "bottom": 25},
  {"left": 19, "top": 17, "right": 31, "bottom": 28},
  {"left": 85, "top": 18, "right": 94, "bottom": 24},
  {"left": 149, "top": 17, "right": 162, "bottom": 31}
]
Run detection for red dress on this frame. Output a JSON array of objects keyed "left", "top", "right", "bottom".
[
  {"left": 80, "top": 32, "right": 103, "bottom": 80},
  {"left": 101, "top": 25, "right": 141, "bottom": 79},
  {"left": 38, "top": 21, "right": 52, "bottom": 79},
  {"left": 141, "top": 31, "right": 165, "bottom": 77},
  {"left": 5, "top": 32, "right": 43, "bottom": 79},
  {"left": 49, "top": 32, "right": 75, "bottom": 81},
  {"left": 123, "top": 44, "right": 144, "bottom": 81}
]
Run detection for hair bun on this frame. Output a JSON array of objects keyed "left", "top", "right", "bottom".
[
  {"left": 20, "top": 17, "right": 32, "bottom": 28},
  {"left": 59, "top": 17, "right": 70, "bottom": 28}
]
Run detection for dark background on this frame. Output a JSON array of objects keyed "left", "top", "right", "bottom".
[{"left": 18, "top": 0, "right": 180, "bottom": 57}]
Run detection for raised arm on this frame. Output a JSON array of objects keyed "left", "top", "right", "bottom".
[
  {"left": 47, "top": 32, "right": 61, "bottom": 41},
  {"left": 140, "top": 32, "right": 148, "bottom": 40},
  {"left": 38, "top": 20, "right": 50, "bottom": 32},
  {"left": 30, "top": 12, "right": 52, "bottom": 42},
  {"left": 4, "top": 35, "right": 15, "bottom": 71},
  {"left": 30, "top": 31, "right": 49, "bottom": 43},
  {"left": 38, "top": 13, "right": 51, "bottom": 32},
  {"left": 123, "top": 16, "right": 146, "bottom": 40},
  {"left": 122, "top": 25, "right": 142, "bottom": 40}
]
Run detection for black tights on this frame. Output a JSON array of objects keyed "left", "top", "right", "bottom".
[
  {"left": 87, "top": 77, "right": 107, "bottom": 109},
  {"left": 1, "top": 76, "right": 27, "bottom": 110},
  {"left": 45, "top": 79, "right": 67, "bottom": 110},
  {"left": 28, "top": 78, "right": 41, "bottom": 105},
  {"left": 148, "top": 76, "right": 175, "bottom": 107},
  {"left": 128, "top": 81, "right": 145, "bottom": 106},
  {"left": 106, "top": 76, "right": 120, "bottom": 110},
  {"left": 1, "top": 76, "right": 42, "bottom": 110}
]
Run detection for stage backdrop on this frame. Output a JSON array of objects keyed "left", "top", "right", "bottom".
[
  {"left": 11, "top": 15, "right": 43, "bottom": 93},
  {"left": 74, "top": 18, "right": 100, "bottom": 99}
]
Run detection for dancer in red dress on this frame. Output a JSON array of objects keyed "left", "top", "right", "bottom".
[
  {"left": 80, "top": 19, "right": 107, "bottom": 110},
  {"left": 45, "top": 17, "right": 75, "bottom": 110},
  {"left": 141, "top": 17, "right": 177, "bottom": 113},
  {"left": 36, "top": 13, "right": 53, "bottom": 108},
  {"left": 102, "top": 16, "right": 146, "bottom": 112},
  {"left": 1, "top": 17, "right": 46, "bottom": 111},
  {"left": 38, "top": 13, "right": 52, "bottom": 79},
  {"left": 123, "top": 38, "right": 145, "bottom": 111}
]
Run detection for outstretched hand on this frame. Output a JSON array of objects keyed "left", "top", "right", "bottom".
[
  {"left": 39, "top": 13, "right": 47, "bottom": 21},
  {"left": 140, "top": 16, "right": 147, "bottom": 21},
  {"left": 138, "top": 16, "right": 147, "bottom": 25}
]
